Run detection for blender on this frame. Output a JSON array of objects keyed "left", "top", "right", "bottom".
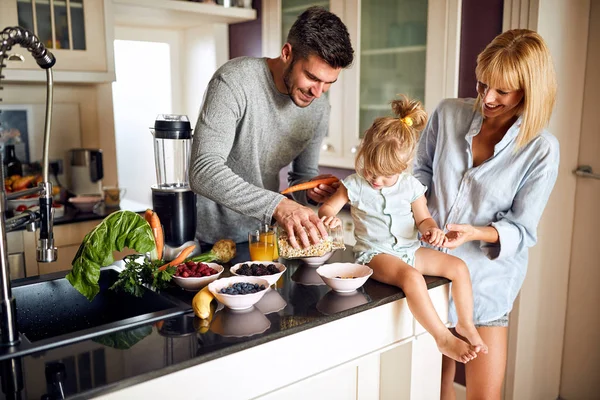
[{"left": 150, "top": 114, "right": 198, "bottom": 261}]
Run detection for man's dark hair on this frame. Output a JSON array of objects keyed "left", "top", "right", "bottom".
[{"left": 286, "top": 6, "right": 354, "bottom": 69}]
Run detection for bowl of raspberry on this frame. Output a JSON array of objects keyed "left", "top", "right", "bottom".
[
  {"left": 229, "top": 261, "right": 286, "bottom": 286},
  {"left": 172, "top": 261, "right": 224, "bottom": 291}
]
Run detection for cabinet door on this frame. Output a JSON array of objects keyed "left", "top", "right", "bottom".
[
  {"left": 336, "top": 0, "right": 460, "bottom": 169},
  {"left": 267, "top": 0, "right": 346, "bottom": 163},
  {"left": 0, "top": 0, "right": 108, "bottom": 73}
]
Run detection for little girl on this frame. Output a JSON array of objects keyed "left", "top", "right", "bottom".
[{"left": 319, "top": 96, "right": 487, "bottom": 363}]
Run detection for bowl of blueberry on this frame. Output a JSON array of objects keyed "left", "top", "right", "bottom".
[
  {"left": 229, "top": 261, "right": 286, "bottom": 286},
  {"left": 208, "top": 276, "right": 271, "bottom": 311},
  {"left": 172, "top": 261, "right": 224, "bottom": 291}
]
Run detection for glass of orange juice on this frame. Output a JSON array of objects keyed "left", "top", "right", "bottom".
[{"left": 249, "top": 225, "right": 279, "bottom": 261}]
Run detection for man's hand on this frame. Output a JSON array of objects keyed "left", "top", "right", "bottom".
[
  {"left": 443, "top": 223, "right": 476, "bottom": 249},
  {"left": 274, "top": 198, "right": 328, "bottom": 248},
  {"left": 306, "top": 174, "right": 340, "bottom": 204}
]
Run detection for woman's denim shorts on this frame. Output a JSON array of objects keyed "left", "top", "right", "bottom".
[{"left": 475, "top": 313, "right": 509, "bottom": 328}]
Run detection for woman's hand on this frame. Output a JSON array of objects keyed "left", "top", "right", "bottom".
[
  {"left": 443, "top": 223, "right": 476, "bottom": 249},
  {"left": 421, "top": 227, "right": 447, "bottom": 247},
  {"left": 307, "top": 174, "right": 340, "bottom": 204}
]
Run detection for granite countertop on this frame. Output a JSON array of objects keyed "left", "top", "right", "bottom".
[{"left": 0, "top": 246, "right": 449, "bottom": 400}]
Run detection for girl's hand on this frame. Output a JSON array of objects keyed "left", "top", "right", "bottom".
[
  {"left": 422, "top": 227, "right": 446, "bottom": 247},
  {"left": 320, "top": 215, "right": 341, "bottom": 229},
  {"left": 307, "top": 174, "right": 340, "bottom": 204},
  {"left": 443, "top": 223, "right": 476, "bottom": 249}
]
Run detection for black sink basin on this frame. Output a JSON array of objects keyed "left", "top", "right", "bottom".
[{"left": 0, "top": 265, "right": 190, "bottom": 361}]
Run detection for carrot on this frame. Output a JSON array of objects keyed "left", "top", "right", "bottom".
[
  {"left": 144, "top": 209, "right": 164, "bottom": 260},
  {"left": 281, "top": 177, "right": 339, "bottom": 195},
  {"left": 157, "top": 244, "right": 196, "bottom": 272}
]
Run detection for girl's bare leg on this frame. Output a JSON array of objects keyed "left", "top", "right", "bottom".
[
  {"left": 415, "top": 248, "right": 488, "bottom": 353},
  {"left": 369, "top": 253, "right": 477, "bottom": 363},
  {"left": 441, "top": 355, "right": 457, "bottom": 400},
  {"left": 465, "top": 327, "right": 507, "bottom": 400}
]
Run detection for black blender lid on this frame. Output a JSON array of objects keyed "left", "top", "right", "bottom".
[{"left": 152, "top": 114, "right": 192, "bottom": 139}]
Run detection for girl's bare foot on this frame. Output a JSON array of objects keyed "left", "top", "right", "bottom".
[
  {"left": 436, "top": 333, "right": 478, "bottom": 363},
  {"left": 455, "top": 322, "right": 489, "bottom": 354}
]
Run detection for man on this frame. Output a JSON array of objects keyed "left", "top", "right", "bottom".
[{"left": 189, "top": 6, "right": 354, "bottom": 248}]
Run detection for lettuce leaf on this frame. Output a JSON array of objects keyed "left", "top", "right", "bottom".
[{"left": 66, "top": 210, "right": 156, "bottom": 301}]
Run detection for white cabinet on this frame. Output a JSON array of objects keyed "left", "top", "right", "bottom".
[
  {"left": 263, "top": 0, "right": 461, "bottom": 168},
  {"left": 0, "top": 0, "right": 115, "bottom": 82}
]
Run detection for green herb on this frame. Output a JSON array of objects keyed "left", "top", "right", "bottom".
[
  {"left": 110, "top": 255, "right": 175, "bottom": 297},
  {"left": 66, "top": 210, "right": 157, "bottom": 301}
]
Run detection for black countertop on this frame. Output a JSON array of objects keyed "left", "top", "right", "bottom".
[{"left": 0, "top": 247, "right": 449, "bottom": 400}]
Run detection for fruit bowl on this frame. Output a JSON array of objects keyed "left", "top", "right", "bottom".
[
  {"left": 316, "top": 263, "right": 373, "bottom": 293},
  {"left": 208, "top": 276, "right": 270, "bottom": 311},
  {"left": 7, "top": 196, "right": 40, "bottom": 212},
  {"left": 171, "top": 263, "right": 224, "bottom": 291},
  {"left": 230, "top": 261, "right": 286, "bottom": 286}
]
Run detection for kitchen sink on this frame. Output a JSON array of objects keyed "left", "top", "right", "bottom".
[{"left": 0, "top": 264, "right": 190, "bottom": 361}]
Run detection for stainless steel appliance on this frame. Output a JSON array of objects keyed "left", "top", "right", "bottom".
[
  {"left": 150, "top": 115, "right": 198, "bottom": 260},
  {"left": 68, "top": 148, "right": 103, "bottom": 195}
]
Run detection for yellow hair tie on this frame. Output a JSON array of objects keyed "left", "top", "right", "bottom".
[{"left": 401, "top": 116, "right": 413, "bottom": 126}]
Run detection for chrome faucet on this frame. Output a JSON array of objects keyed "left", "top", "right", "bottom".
[{"left": 0, "top": 26, "right": 57, "bottom": 346}]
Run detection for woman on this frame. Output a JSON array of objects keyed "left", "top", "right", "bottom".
[{"left": 413, "top": 29, "right": 559, "bottom": 399}]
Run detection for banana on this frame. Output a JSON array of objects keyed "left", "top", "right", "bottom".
[{"left": 192, "top": 286, "right": 214, "bottom": 319}]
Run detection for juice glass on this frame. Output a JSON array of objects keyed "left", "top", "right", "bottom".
[{"left": 249, "top": 225, "right": 279, "bottom": 261}]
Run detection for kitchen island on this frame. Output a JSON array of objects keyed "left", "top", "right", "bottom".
[{"left": 0, "top": 247, "right": 449, "bottom": 400}]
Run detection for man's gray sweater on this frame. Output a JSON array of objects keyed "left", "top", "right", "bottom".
[{"left": 189, "top": 57, "right": 330, "bottom": 244}]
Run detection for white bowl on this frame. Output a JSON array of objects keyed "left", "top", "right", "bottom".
[
  {"left": 316, "top": 263, "right": 373, "bottom": 293},
  {"left": 171, "top": 263, "right": 224, "bottom": 291},
  {"left": 68, "top": 195, "right": 102, "bottom": 212},
  {"left": 7, "top": 197, "right": 40, "bottom": 212},
  {"left": 230, "top": 261, "right": 286, "bottom": 286},
  {"left": 316, "top": 290, "right": 369, "bottom": 315},
  {"left": 209, "top": 306, "right": 271, "bottom": 337},
  {"left": 208, "top": 276, "right": 270, "bottom": 311},
  {"left": 299, "top": 251, "right": 334, "bottom": 267}
]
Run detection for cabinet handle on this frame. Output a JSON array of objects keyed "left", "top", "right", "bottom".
[
  {"left": 322, "top": 143, "right": 334, "bottom": 152},
  {"left": 350, "top": 146, "right": 358, "bottom": 154}
]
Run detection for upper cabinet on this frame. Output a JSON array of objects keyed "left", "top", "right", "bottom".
[
  {"left": 0, "top": 0, "right": 115, "bottom": 83},
  {"left": 263, "top": 0, "right": 461, "bottom": 169}
]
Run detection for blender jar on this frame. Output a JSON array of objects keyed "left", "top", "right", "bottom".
[{"left": 151, "top": 114, "right": 192, "bottom": 188}]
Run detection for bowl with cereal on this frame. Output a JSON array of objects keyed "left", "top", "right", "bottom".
[
  {"left": 172, "top": 261, "right": 224, "bottom": 291},
  {"left": 316, "top": 263, "right": 373, "bottom": 293}
]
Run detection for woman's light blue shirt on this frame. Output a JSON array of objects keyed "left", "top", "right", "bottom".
[
  {"left": 413, "top": 98, "right": 559, "bottom": 325},
  {"left": 343, "top": 173, "right": 426, "bottom": 258}
]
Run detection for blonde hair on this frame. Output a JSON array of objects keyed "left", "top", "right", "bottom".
[
  {"left": 355, "top": 95, "right": 427, "bottom": 178},
  {"left": 475, "top": 29, "right": 557, "bottom": 149}
]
